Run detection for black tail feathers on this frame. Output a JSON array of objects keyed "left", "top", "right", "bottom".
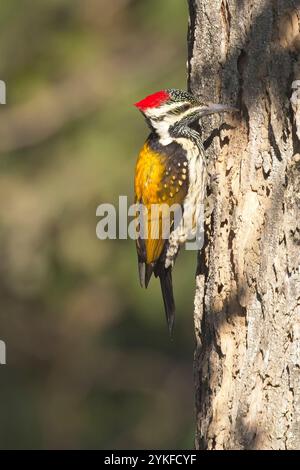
[
  {"left": 158, "top": 267, "right": 175, "bottom": 336},
  {"left": 138, "top": 262, "right": 153, "bottom": 288},
  {"left": 139, "top": 260, "right": 175, "bottom": 335}
]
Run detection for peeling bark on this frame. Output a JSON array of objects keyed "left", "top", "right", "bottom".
[{"left": 189, "top": 0, "right": 300, "bottom": 450}]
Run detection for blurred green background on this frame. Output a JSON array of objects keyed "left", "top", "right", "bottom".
[{"left": 0, "top": 0, "right": 198, "bottom": 449}]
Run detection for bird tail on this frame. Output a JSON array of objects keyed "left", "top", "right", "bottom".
[
  {"left": 138, "top": 262, "right": 153, "bottom": 288},
  {"left": 158, "top": 267, "right": 175, "bottom": 336}
]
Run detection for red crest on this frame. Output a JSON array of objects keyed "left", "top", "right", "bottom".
[{"left": 134, "top": 90, "right": 170, "bottom": 111}]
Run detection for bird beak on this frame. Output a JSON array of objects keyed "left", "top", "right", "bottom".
[{"left": 197, "top": 103, "right": 238, "bottom": 118}]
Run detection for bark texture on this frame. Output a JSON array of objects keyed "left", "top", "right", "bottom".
[{"left": 189, "top": 0, "right": 300, "bottom": 450}]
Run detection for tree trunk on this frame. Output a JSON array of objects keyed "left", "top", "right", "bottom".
[{"left": 189, "top": 0, "right": 300, "bottom": 450}]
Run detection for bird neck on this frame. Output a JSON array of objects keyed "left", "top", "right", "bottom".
[{"left": 148, "top": 119, "right": 172, "bottom": 145}]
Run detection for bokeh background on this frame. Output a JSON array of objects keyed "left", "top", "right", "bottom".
[{"left": 0, "top": 0, "right": 198, "bottom": 449}]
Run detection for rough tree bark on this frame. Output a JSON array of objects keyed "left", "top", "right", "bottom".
[{"left": 188, "top": 0, "right": 300, "bottom": 450}]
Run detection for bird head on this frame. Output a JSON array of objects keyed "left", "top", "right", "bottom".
[
  {"left": 134, "top": 89, "right": 197, "bottom": 120},
  {"left": 134, "top": 88, "right": 236, "bottom": 142}
]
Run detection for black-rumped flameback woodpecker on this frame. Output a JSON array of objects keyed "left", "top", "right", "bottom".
[{"left": 134, "top": 89, "right": 236, "bottom": 334}]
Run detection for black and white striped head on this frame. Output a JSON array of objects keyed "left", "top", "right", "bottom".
[
  {"left": 134, "top": 88, "right": 234, "bottom": 141},
  {"left": 134, "top": 89, "right": 197, "bottom": 120}
]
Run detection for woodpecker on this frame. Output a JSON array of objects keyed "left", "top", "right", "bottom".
[{"left": 134, "top": 89, "right": 235, "bottom": 334}]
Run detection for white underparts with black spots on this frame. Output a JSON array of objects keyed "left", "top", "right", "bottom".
[{"left": 165, "top": 138, "right": 206, "bottom": 268}]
